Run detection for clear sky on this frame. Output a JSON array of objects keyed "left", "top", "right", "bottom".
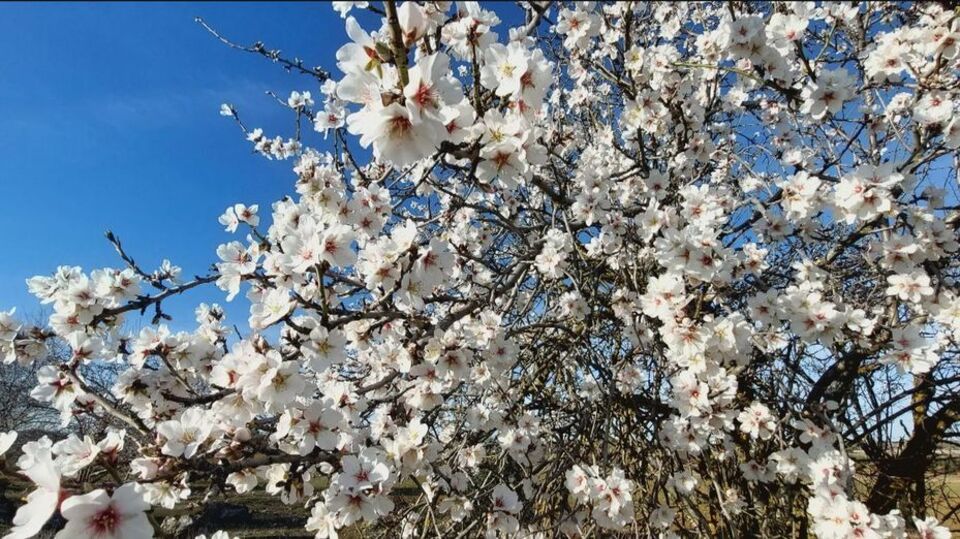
[{"left": 0, "top": 3, "right": 368, "bottom": 328}]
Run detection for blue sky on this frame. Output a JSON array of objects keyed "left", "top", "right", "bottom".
[{"left": 0, "top": 3, "right": 367, "bottom": 328}]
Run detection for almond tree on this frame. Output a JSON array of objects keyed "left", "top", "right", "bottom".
[{"left": 3, "top": 2, "right": 960, "bottom": 538}]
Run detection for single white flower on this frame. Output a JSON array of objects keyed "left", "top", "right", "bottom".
[{"left": 56, "top": 483, "right": 151, "bottom": 539}]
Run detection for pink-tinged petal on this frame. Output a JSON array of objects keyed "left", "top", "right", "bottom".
[
  {"left": 113, "top": 483, "right": 150, "bottom": 516},
  {"left": 60, "top": 489, "right": 110, "bottom": 521}
]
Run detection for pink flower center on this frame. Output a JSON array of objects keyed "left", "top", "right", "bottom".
[
  {"left": 389, "top": 115, "right": 412, "bottom": 137},
  {"left": 89, "top": 504, "right": 121, "bottom": 534},
  {"left": 413, "top": 83, "right": 436, "bottom": 109}
]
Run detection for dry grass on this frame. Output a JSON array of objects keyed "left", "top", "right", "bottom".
[{"left": 931, "top": 474, "right": 960, "bottom": 531}]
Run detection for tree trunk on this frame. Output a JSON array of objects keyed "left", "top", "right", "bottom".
[{"left": 866, "top": 397, "right": 960, "bottom": 514}]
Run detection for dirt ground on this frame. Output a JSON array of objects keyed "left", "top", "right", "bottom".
[{"left": 2, "top": 471, "right": 958, "bottom": 538}]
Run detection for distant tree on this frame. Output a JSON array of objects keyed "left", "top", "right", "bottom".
[{"left": 0, "top": 349, "right": 59, "bottom": 436}]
